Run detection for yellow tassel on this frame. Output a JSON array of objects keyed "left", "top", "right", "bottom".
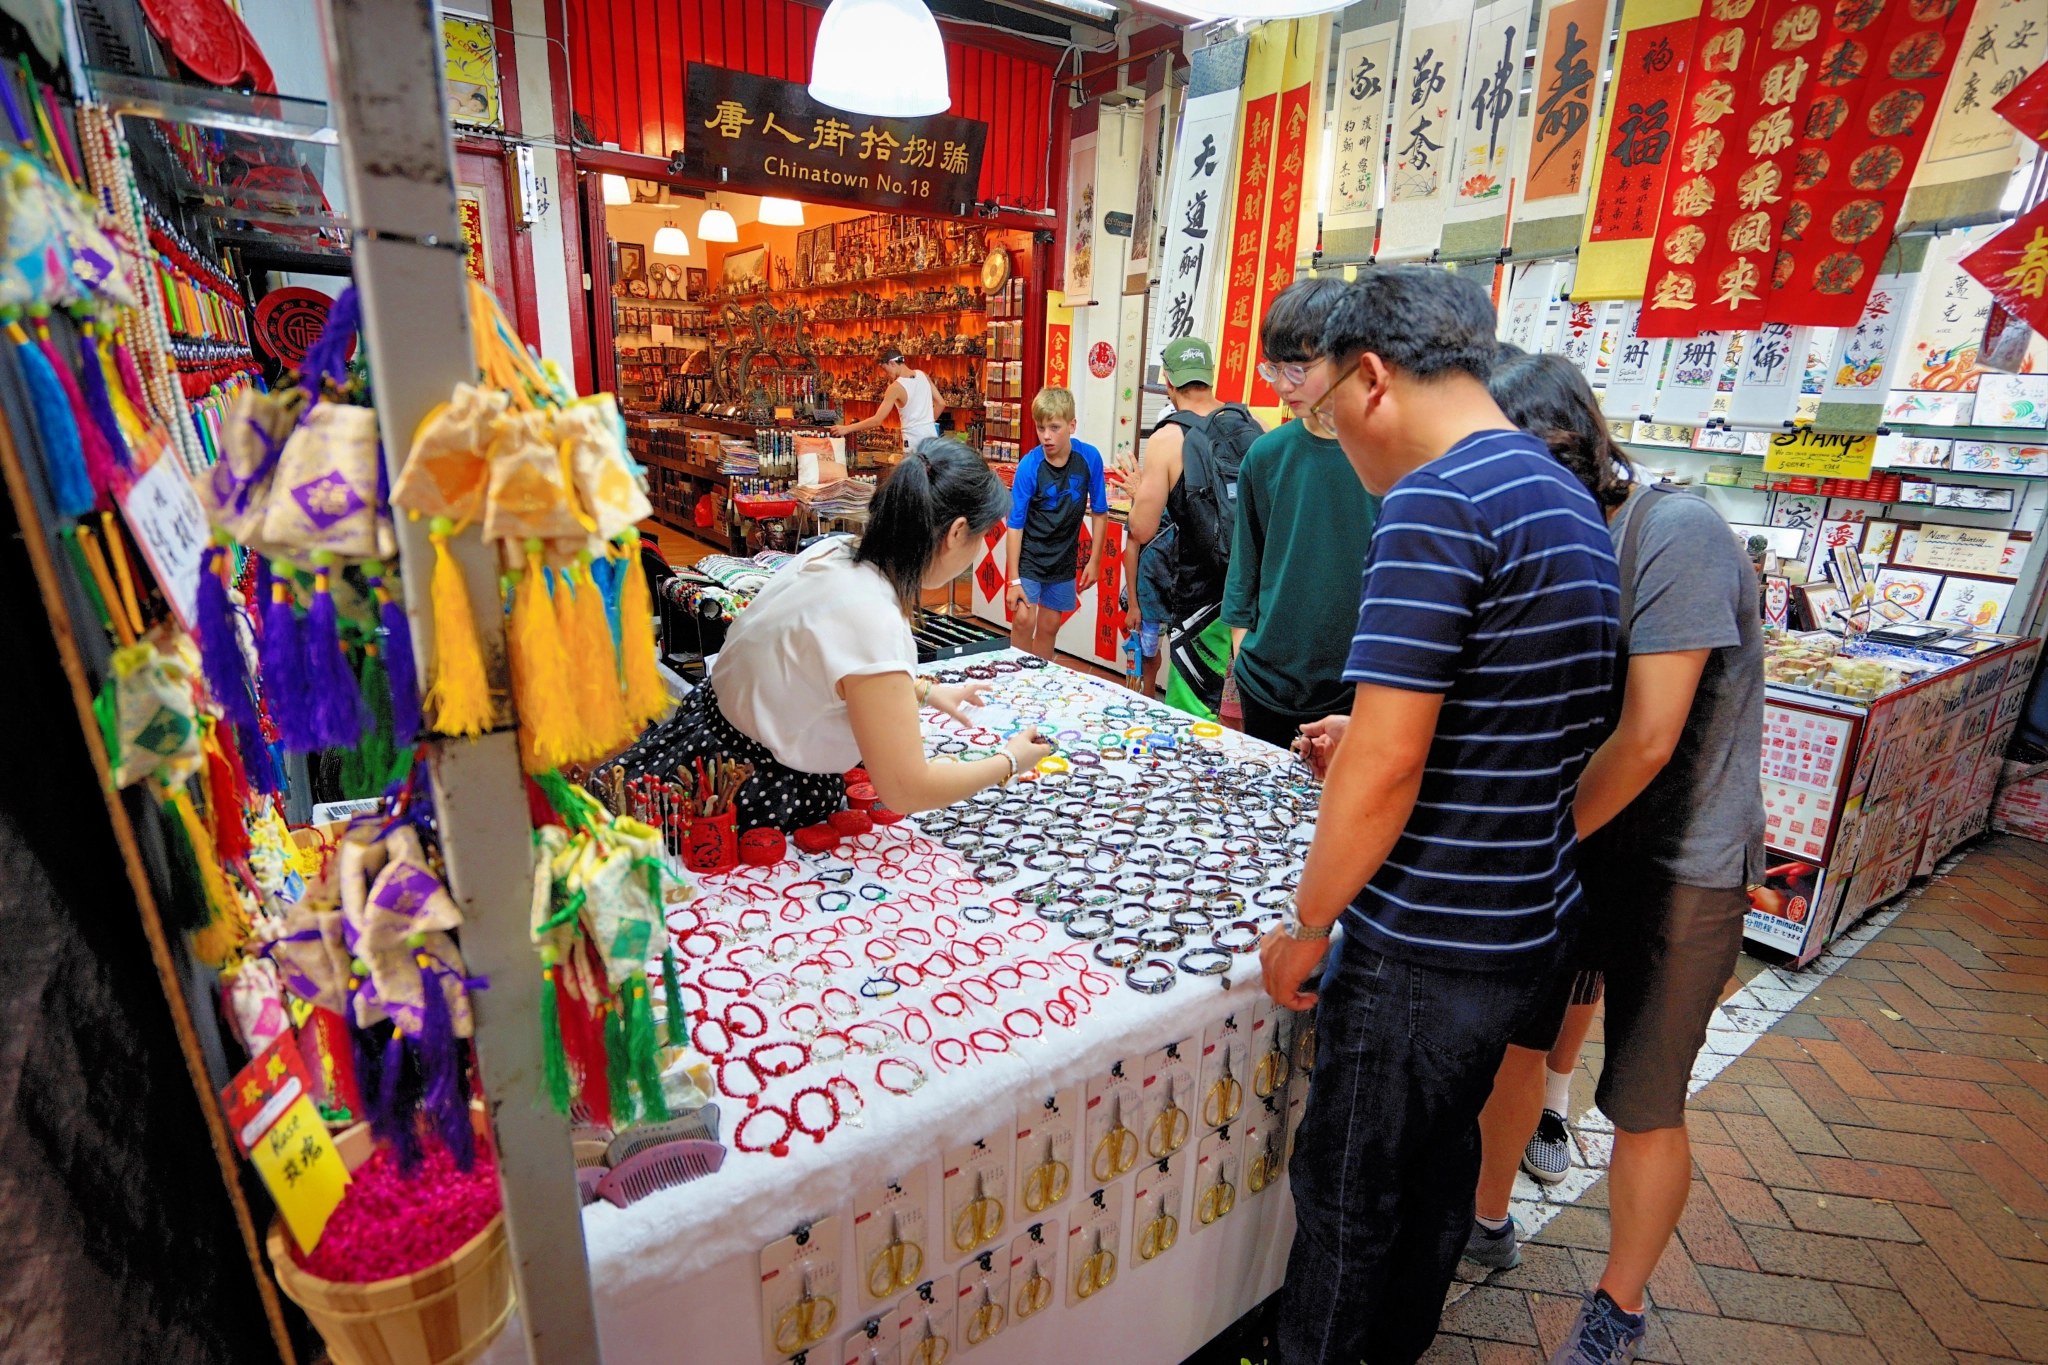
[
  {"left": 563, "top": 554, "right": 630, "bottom": 759},
  {"left": 425, "top": 517, "right": 494, "bottom": 738},
  {"left": 170, "top": 787, "right": 250, "bottom": 966},
  {"left": 617, "top": 532, "right": 673, "bottom": 731},
  {"left": 509, "top": 539, "right": 581, "bottom": 772}
]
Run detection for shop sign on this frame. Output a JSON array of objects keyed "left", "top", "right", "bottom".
[
  {"left": 681, "top": 63, "right": 987, "bottom": 215},
  {"left": 1764, "top": 428, "right": 1877, "bottom": 479}
]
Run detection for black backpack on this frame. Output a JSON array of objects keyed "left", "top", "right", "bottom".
[{"left": 1162, "top": 403, "right": 1264, "bottom": 617}]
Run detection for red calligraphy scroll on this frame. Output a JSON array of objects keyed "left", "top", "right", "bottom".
[
  {"left": 1217, "top": 94, "right": 1278, "bottom": 404},
  {"left": 1767, "top": 0, "right": 1976, "bottom": 326},
  {"left": 1249, "top": 81, "right": 1313, "bottom": 408},
  {"left": 1046, "top": 322, "right": 1072, "bottom": 388},
  {"left": 1094, "top": 521, "right": 1124, "bottom": 661},
  {"left": 1586, "top": 18, "right": 1700, "bottom": 250}
]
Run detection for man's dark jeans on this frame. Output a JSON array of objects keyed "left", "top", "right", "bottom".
[{"left": 1278, "top": 942, "right": 1554, "bottom": 1365}]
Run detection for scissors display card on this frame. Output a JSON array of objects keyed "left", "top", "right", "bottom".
[
  {"left": 1193, "top": 1127, "right": 1240, "bottom": 1233},
  {"left": 761, "top": 1216, "right": 843, "bottom": 1365},
  {"left": 1242, "top": 1095, "right": 1286, "bottom": 1200},
  {"left": 1006, "top": 1219, "right": 1061, "bottom": 1327},
  {"left": 941, "top": 1130, "right": 1013, "bottom": 1261},
  {"left": 894, "top": 1272, "right": 955, "bottom": 1365},
  {"left": 1013, "top": 1085, "right": 1078, "bottom": 1217},
  {"left": 1249, "top": 998, "right": 1293, "bottom": 1103},
  {"left": 1084, "top": 1062, "right": 1144, "bottom": 1187},
  {"left": 1066, "top": 1182, "right": 1124, "bottom": 1307},
  {"left": 1198, "top": 1015, "right": 1250, "bottom": 1132},
  {"left": 1138, "top": 1042, "right": 1196, "bottom": 1163},
  {"left": 1131, "top": 1155, "right": 1186, "bottom": 1268},
  {"left": 953, "top": 1246, "right": 1012, "bottom": 1352},
  {"left": 855, "top": 1169, "right": 931, "bottom": 1310},
  {"left": 840, "top": 1313, "right": 900, "bottom": 1365}
]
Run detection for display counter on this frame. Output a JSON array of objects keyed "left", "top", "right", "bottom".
[
  {"left": 481, "top": 655, "right": 1308, "bottom": 1365},
  {"left": 1747, "top": 631, "right": 2042, "bottom": 962}
]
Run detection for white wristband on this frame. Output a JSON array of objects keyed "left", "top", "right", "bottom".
[{"left": 997, "top": 750, "right": 1019, "bottom": 785}]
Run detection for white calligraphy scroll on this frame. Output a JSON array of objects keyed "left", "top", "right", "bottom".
[
  {"left": 1440, "top": 0, "right": 1527, "bottom": 259},
  {"left": 1145, "top": 38, "right": 1247, "bottom": 384},
  {"left": 1066, "top": 127, "right": 1099, "bottom": 307},
  {"left": 1907, "top": 0, "right": 2046, "bottom": 225},
  {"left": 1322, "top": 19, "right": 1399, "bottom": 260},
  {"left": 1726, "top": 322, "right": 1814, "bottom": 429},
  {"left": 1818, "top": 273, "right": 1924, "bottom": 433}
]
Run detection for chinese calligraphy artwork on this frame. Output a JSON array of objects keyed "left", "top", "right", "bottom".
[
  {"left": 1250, "top": 60, "right": 1317, "bottom": 407},
  {"left": 1384, "top": 0, "right": 1467, "bottom": 259},
  {"left": 1327, "top": 22, "right": 1398, "bottom": 227},
  {"left": 1818, "top": 272, "right": 1921, "bottom": 424},
  {"left": 1217, "top": 88, "right": 1281, "bottom": 402},
  {"left": 1148, "top": 50, "right": 1244, "bottom": 382},
  {"left": 1067, "top": 131, "right": 1099, "bottom": 306},
  {"left": 1963, "top": 195, "right": 2048, "bottom": 337},
  {"left": 1578, "top": 9, "right": 1698, "bottom": 298},
  {"left": 1524, "top": 0, "right": 1616, "bottom": 205},
  {"left": 1455, "top": 0, "right": 1526, "bottom": 204},
  {"left": 1918, "top": 0, "right": 2045, "bottom": 191}
]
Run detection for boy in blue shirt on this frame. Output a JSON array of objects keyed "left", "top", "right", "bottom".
[{"left": 1004, "top": 387, "right": 1108, "bottom": 660}]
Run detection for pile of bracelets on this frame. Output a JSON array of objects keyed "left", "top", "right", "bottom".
[{"left": 660, "top": 654, "right": 1320, "bottom": 1161}]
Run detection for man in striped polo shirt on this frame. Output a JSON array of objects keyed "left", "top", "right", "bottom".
[{"left": 1260, "top": 268, "right": 1620, "bottom": 1365}]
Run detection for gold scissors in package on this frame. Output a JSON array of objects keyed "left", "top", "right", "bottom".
[
  {"left": 1203, "top": 1050, "right": 1243, "bottom": 1128},
  {"left": 1199, "top": 1160, "right": 1238, "bottom": 1225},
  {"left": 1248, "top": 1131, "right": 1285, "bottom": 1194},
  {"left": 1253, "top": 1026, "right": 1291, "bottom": 1099},
  {"left": 1137, "top": 1194, "right": 1179, "bottom": 1261},
  {"left": 865, "top": 1213, "right": 923, "bottom": 1298},
  {"left": 1295, "top": 1016, "right": 1318, "bottom": 1075},
  {"left": 1146, "top": 1077, "right": 1191, "bottom": 1160},
  {"left": 1074, "top": 1227, "right": 1117, "bottom": 1300},
  {"left": 907, "top": 1314, "right": 950, "bottom": 1365},
  {"left": 773, "top": 1272, "right": 837, "bottom": 1356},
  {"left": 1015, "top": 1257, "right": 1053, "bottom": 1320},
  {"left": 1022, "top": 1136, "right": 1069, "bottom": 1213},
  {"left": 952, "top": 1170, "right": 1004, "bottom": 1254},
  {"left": 1091, "top": 1093, "right": 1139, "bottom": 1183},
  {"left": 965, "top": 1286, "right": 1006, "bottom": 1345}
]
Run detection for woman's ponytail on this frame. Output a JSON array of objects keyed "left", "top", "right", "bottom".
[{"left": 855, "top": 439, "right": 1010, "bottom": 609}]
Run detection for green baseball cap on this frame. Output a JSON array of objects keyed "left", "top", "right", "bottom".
[{"left": 1161, "top": 337, "right": 1215, "bottom": 387}]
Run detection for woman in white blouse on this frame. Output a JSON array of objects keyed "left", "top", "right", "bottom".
[{"left": 633, "top": 440, "right": 1051, "bottom": 831}]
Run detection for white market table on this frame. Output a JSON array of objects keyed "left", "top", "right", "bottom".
[{"left": 482, "top": 654, "right": 1318, "bottom": 1365}]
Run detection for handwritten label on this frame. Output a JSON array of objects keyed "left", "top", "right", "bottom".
[
  {"left": 221, "top": 1035, "right": 350, "bottom": 1252},
  {"left": 1907, "top": 525, "right": 2010, "bottom": 576},
  {"left": 1764, "top": 430, "right": 1877, "bottom": 480},
  {"left": 118, "top": 453, "right": 208, "bottom": 631}
]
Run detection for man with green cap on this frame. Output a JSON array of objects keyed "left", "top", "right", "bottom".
[{"left": 1128, "top": 337, "right": 1264, "bottom": 720}]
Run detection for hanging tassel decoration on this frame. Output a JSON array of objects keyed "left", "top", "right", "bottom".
[
  {"left": 562, "top": 555, "right": 629, "bottom": 757},
  {"left": 425, "top": 517, "right": 493, "bottom": 738},
  {"left": 236, "top": 719, "right": 282, "bottom": 796},
  {"left": 365, "top": 561, "right": 422, "bottom": 747},
  {"left": 661, "top": 943, "right": 687, "bottom": 1049},
  {"left": 203, "top": 725, "right": 251, "bottom": 863},
  {"left": 617, "top": 533, "right": 673, "bottom": 731},
  {"left": 341, "top": 646, "right": 402, "bottom": 799},
  {"left": 76, "top": 322, "right": 132, "bottom": 472},
  {"left": 603, "top": 1001, "right": 635, "bottom": 1126},
  {"left": 624, "top": 977, "right": 669, "bottom": 1123},
  {"left": 260, "top": 570, "right": 318, "bottom": 752},
  {"left": 33, "top": 316, "right": 119, "bottom": 507},
  {"left": 414, "top": 940, "right": 476, "bottom": 1171},
  {"left": 539, "top": 948, "right": 572, "bottom": 1115},
  {"left": 195, "top": 543, "right": 260, "bottom": 730},
  {"left": 508, "top": 539, "right": 580, "bottom": 772},
  {"left": 304, "top": 553, "right": 369, "bottom": 750},
  {"left": 11, "top": 319, "right": 93, "bottom": 518}
]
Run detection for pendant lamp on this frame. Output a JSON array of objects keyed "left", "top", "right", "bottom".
[
  {"left": 652, "top": 221, "right": 690, "bottom": 255},
  {"left": 759, "top": 196, "right": 805, "bottom": 226},
  {"left": 601, "top": 174, "right": 631, "bottom": 205},
  {"left": 808, "top": 0, "right": 950, "bottom": 117},
  {"left": 698, "top": 208, "right": 739, "bottom": 243}
]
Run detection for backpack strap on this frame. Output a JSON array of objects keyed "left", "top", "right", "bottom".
[{"left": 1609, "top": 483, "right": 1675, "bottom": 715}]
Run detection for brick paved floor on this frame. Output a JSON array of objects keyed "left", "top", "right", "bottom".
[{"left": 1428, "top": 834, "right": 2048, "bottom": 1365}]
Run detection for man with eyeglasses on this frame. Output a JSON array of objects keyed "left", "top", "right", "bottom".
[
  {"left": 1260, "top": 268, "right": 1619, "bottom": 1365},
  {"left": 1220, "top": 278, "right": 1381, "bottom": 749}
]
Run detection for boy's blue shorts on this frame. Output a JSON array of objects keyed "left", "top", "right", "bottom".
[{"left": 1016, "top": 577, "right": 1078, "bottom": 613}]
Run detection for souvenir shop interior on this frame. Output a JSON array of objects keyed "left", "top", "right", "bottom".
[{"left": 11, "top": 0, "right": 2048, "bottom": 1361}]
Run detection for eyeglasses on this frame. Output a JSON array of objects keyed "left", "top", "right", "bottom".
[
  {"left": 1308, "top": 356, "right": 1366, "bottom": 424},
  {"left": 1255, "top": 360, "right": 1313, "bottom": 387}
]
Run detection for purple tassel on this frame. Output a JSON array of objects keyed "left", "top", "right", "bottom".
[
  {"left": 76, "top": 329, "right": 131, "bottom": 473},
  {"left": 369, "top": 570, "right": 421, "bottom": 748},
  {"left": 38, "top": 333, "right": 118, "bottom": 508},
  {"left": 416, "top": 950, "right": 475, "bottom": 1171},
  {"left": 305, "top": 570, "right": 369, "bottom": 750},
  {"left": 300, "top": 287, "right": 360, "bottom": 391},
  {"left": 259, "top": 575, "right": 317, "bottom": 752},
  {"left": 16, "top": 337, "right": 92, "bottom": 517},
  {"left": 113, "top": 339, "right": 153, "bottom": 421},
  {"left": 196, "top": 546, "right": 259, "bottom": 729},
  {"left": 236, "top": 720, "right": 282, "bottom": 795}
]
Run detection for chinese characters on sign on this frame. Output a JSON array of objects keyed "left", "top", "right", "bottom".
[
  {"left": 1329, "top": 24, "right": 1398, "bottom": 220},
  {"left": 1455, "top": 0, "right": 1523, "bottom": 204},
  {"left": 1250, "top": 77, "right": 1315, "bottom": 406},
  {"left": 1217, "top": 93, "right": 1281, "bottom": 401},
  {"left": 1526, "top": 0, "right": 1610, "bottom": 202},
  {"left": 1586, "top": 18, "right": 1698, "bottom": 250},
  {"left": 1963, "top": 196, "right": 2048, "bottom": 337},
  {"left": 681, "top": 64, "right": 986, "bottom": 214},
  {"left": 1391, "top": 18, "right": 1463, "bottom": 206},
  {"left": 1152, "top": 79, "right": 1243, "bottom": 373}
]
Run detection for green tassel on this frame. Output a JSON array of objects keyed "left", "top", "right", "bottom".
[
  {"left": 339, "top": 649, "right": 399, "bottom": 799},
  {"left": 662, "top": 945, "right": 687, "bottom": 1050},
  {"left": 157, "top": 796, "right": 210, "bottom": 933},
  {"left": 627, "top": 978, "right": 669, "bottom": 1122},
  {"left": 604, "top": 1001, "right": 634, "bottom": 1126},
  {"left": 93, "top": 676, "right": 122, "bottom": 771},
  {"left": 538, "top": 960, "right": 571, "bottom": 1114}
]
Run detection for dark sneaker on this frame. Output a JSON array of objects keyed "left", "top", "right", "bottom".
[
  {"left": 1549, "top": 1290, "right": 1647, "bottom": 1365},
  {"left": 1522, "top": 1109, "right": 1573, "bottom": 1185},
  {"left": 1461, "top": 1216, "right": 1522, "bottom": 1270}
]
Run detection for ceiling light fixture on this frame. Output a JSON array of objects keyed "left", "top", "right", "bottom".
[
  {"left": 698, "top": 208, "right": 739, "bottom": 242},
  {"left": 601, "top": 174, "right": 631, "bottom": 205},
  {"left": 652, "top": 220, "right": 690, "bottom": 255},
  {"left": 809, "top": 0, "right": 950, "bottom": 117},
  {"left": 758, "top": 196, "right": 806, "bottom": 226}
]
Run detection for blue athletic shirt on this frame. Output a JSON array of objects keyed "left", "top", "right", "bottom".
[
  {"left": 1006, "top": 440, "right": 1108, "bottom": 582},
  {"left": 1341, "top": 429, "right": 1620, "bottom": 971}
]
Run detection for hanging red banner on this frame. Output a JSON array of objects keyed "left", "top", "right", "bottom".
[
  {"left": 1993, "top": 53, "right": 2048, "bottom": 148},
  {"left": 1249, "top": 81, "right": 1313, "bottom": 408},
  {"left": 1047, "top": 322, "right": 1072, "bottom": 389},
  {"left": 1585, "top": 18, "right": 1701, "bottom": 252},
  {"left": 1765, "top": 0, "right": 1976, "bottom": 326},
  {"left": 1217, "top": 93, "right": 1279, "bottom": 404},
  {"left": 1961, "top": 196, "right": 2048, "bottom": 335}
]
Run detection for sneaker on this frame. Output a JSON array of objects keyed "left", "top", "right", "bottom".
[
  {"left": 1548, "top": 1290, "right": 1647, "bottom": 1365},
  {"left": 1522, "top": 1109, "right": 1573, "bottom": 1185},
  {"left": 1460, "top": 1215, "right": 1522, "bottom": 1271}
]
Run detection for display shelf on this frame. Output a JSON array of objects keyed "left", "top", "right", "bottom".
[
  {"left": 1618, "top": 443, "right": 2048, "bottom": 484},
  {"left": 708, "top": 261, "right": 981, "bottom": 305},
  {"left": 90, "top": 69, "right": 337, "bottom": 144}
]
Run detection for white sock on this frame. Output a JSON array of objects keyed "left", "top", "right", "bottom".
[
  {"left": 1477, "top": 1213, "right": 1510, "bottom": 1233},
  {"left": 1544, "top": 1066, "right": 1573, "bottom": 1118}
]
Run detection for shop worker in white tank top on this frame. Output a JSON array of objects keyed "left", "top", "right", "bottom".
[
  {"left": 630, "top": 441, "right": 1050, "bottom": 832},
  {"left": 832, "top": 347, "right": 944, "bottom": 451}
]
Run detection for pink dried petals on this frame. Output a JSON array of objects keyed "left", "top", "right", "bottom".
[{"left": 299, "top": 1141, "right": 502, "bottom": 1282}]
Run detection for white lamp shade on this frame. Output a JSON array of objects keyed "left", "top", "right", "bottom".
[
  {"left": 652, "top": 224, "right": 690, "bottom": 255},
  {"left": 601, "top": 173, "right": 631, "bottom": 205},
  {"left": 758, "top": 196, "right": 806, "bottom": 226},
  {"left": 809, "top": 0, "right": 950, "bottom": 117},
  {"left": 698, "top": 208, "right": 740, "bottom": 242}
]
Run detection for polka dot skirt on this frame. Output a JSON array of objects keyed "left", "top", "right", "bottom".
[{"left": 612, "top": 681, "right": 844, "bottom": 833}]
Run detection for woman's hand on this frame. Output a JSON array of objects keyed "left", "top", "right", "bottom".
[
  {"left": 925, "top": 681, "right": 992, "bottom": 725},
  {"left": 1004, "top": 726, "right": 1054, "bottom": 777}
]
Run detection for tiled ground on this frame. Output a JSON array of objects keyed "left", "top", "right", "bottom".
[{"left": 1430, "top": 834, "right": 2048, "bottom": 1364}]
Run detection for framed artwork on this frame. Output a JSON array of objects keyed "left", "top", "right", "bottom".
[
  {"left": 1872, "top": 567, "right": 1945, "bottom": 619},
  {"left": 1763, "top": 576, "right": 1791, "bottom": 629},
  {"left": 1861, "top": 520, "right": 1900, "bottom": 566},
  {"left": 722, "top": 243, "right": 767, "bottom": 293},
  {"left": 1798, "top": 582, "right": 1844, "bottom": 630},
  {"left": 616, "top": 242, "right": 645, "bottom": 284},
  {"left": 686, "top": 268, "right": 707, "bottom": 300},
  {"left": 1930, "top": 577, "right": 2016, "bottom": 632},
  {"left": 795, "top": 228, "right": 815, "bottom": 286}
]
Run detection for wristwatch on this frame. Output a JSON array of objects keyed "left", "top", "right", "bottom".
[{"left": 1282, "top": 910, "right": 1332, "bottom": 942}]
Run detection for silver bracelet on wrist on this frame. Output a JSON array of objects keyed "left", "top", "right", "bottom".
[{"left": 997, "top": 750, "right": 1019, "bottom": 785}]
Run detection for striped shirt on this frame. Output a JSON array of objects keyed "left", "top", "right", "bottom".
[{"left": 1341, "top": 429, "right": 1620, "bottom": 970}]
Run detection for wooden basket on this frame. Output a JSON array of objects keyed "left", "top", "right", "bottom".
[{"left": 266, "top": 1122, "right": 516, "bottom": 1365}]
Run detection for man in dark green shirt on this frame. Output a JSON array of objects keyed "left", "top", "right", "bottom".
[{"left": 1222, "top": 278, "right": 1382, "bottom": 749}]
